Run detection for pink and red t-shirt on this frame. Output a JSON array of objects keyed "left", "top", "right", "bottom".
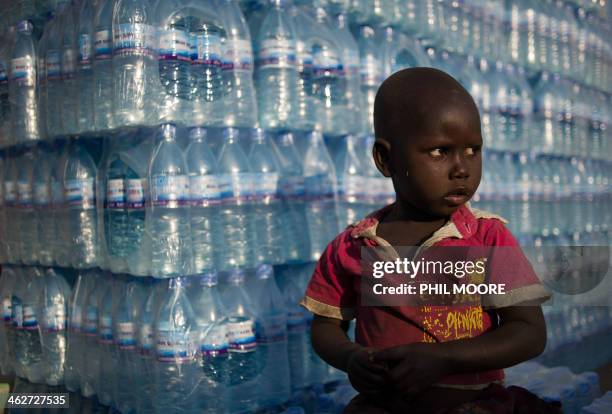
[{"left": 300, "top": 203, "right": 550, "bottom": 389}]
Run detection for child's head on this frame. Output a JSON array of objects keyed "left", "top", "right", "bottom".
[{"left": 373, "top": 67, "right": 482, "bottom": 219}]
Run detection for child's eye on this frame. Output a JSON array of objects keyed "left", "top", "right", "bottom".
[
  {"left": 465, "top": 146, "right": 481, "bottom": 156},
  {"left": 429, "top": 148, "right": 446, "bottom": 157}
]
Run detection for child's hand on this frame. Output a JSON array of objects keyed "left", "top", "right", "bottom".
[
  {"left": 374, "top": 343, "right": 451, "bottom": 400},
  {"left": 346, "top": 347, "right": 388, "bottom": 396}
]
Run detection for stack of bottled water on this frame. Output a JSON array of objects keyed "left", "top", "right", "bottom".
[{"left": 0, "top": 0, "right": 610, "bottom": 413}]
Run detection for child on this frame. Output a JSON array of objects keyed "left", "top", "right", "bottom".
[{"left": 300, "top": 68, "right": 559, "bottom": 413}]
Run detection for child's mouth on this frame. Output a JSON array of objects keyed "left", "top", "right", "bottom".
[{"left": 443, "top": 188, "right": 471, "bottom": 206}]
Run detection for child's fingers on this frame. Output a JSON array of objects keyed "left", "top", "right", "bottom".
[{"left": 351, "top": 362, "right": 387, "bottom": 386}]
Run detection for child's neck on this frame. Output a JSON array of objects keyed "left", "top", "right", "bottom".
[{"left": 377, "top": 201, "right": 449, "bottom": 246}]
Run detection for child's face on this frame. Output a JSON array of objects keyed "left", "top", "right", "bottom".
[{"left": 388, "top": 103, "right": 482, "bottom": 218}]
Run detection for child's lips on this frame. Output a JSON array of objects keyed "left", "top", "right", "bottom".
[{"left": 443, "top": 189, "right": 471, "bottom": 205}]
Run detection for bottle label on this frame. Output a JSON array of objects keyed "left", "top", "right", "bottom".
[
  {"left": 43, "top": 305, "right": 66, "bottom": 332},
  {"left": 17, "top": 182, "right": 33, "bottom": 208},
  {"left": 105, "top": 178, "right": 125, "bottom": 209},
  {"left": 360, "top": 55, "right": 382, "bottom": 86},
  {"left": 190, "top": 32, "right": 222, "bottom": 66},
  {"left": 250, "top": 172, "right": 278, "bottom": 202},
  {"left": 78, "top": 33, "right": 92, "bottom": 67},
  {"left": 151, "top": 175, "right": 189, "bottom": 207},
  {"left": 22, "top": 305, "right": 38, "bottom": 330},
  {"left": 346, "top": 49, "right": 360, "bottom": 76},
  {"left": 33, "top": 182, "right": 51, "bottom": 206},
  {"left": 222, "top": 38, "right": 253, "bottom": 71},
  {"left": 4, "top": 181, "right": 16, "bottom": 205},
  {"left": 94, "top": 29, "right": 112, "bottom": 60},
  {"left": 313, "top": 47, "right": 343, "bottom": 76},
  {"left": 2, "top": 298, "right": 11, "bottom": 322},
  {"left": 126, "top": 178, "right": 145, "bottom": 209},
  {"left": 227, "top": 320, "right": 256, "bottom": 353},
  {"left": 62, "top": 48, "right": 77, "bottom": 79},
  {"left": 304, "top": 174, "right": 335, "bottom": 200},
  {"left": 158, "top": 28, "right": 190, "bottom": 62},
  {"left": 296, "top": 40, "right": 313, "bottom": 71},
  {"left": 98, "top": 315, "right": 113, "bottom": 344},
  {"left": 287, "top": 308, "right": 306, "bottom": 333},
  {"left": 116, "top": 322, "right": 137, "bottom": 350},
  {"left": 11, "top": 303, "right": 23, "bottom": 329},
  {"left": 65, "top": 178, "right": 95, "bottom": 209},
  {"left": 257, "top": 38, "right": 296, "bottom": 69},
  {"left": 218, "top": 173, "right": 253, "bottom": 205},
  {"left": 200, "top": 324, "right": 229, "bottom": 357},
  {"left": 113, "top": 23, "right": 156, "bottom": 57},
  {"left": 255, "top": 314, "right": 286, "bottom": 344},
  {"left": 156, "top": 327, "right": 197, "bottom": 363},
  {"left": 0, "top": 63, "right": 7, "bottom": 85},
  {"left": 189, "top": 175, "right": 222, "bottom": 206},
  {"left": 10, "top": 56, "right": 35, "bottom": 86},
  {"left": 83, "top": 306, "right": 97, "bottom": 336},
  {"left": 139, "top": 323, "right": 153, "bottom": 355},
  {"left": 69, "top": 305, "right": 81, "bottom": 332},
  {"left": 338, "top": 175, "right": 364, "bottom": 201},
  {"left": 278, "top": 176, "right": 306, "bottom": 200}
]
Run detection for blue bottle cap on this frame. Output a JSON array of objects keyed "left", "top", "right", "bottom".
[
  {"left": 189, "top": 127, "right": 207, "bottom": 141},
  {"left": 223, "top": 127, "right": 239, "bottom": 142},
  {"left": 227, "top": 268, "right": 245, "bottom": 284},
  {"left": 198, "top": 272, "right": 219, "bottom": 286},
  {"left": 255, "top": 264, "right": 273, "bottom": 279},
  {"left": 277, "top": 131, "right": 294, "bottom": 145},
  {"left": 251, "top": 128, "right": 266, "bottom": 141},
  {"left": 159, "top": 123, "right": 177, "bottom": 140},
  {"left": 16, "top": 20, "right": 33, "bottom": 33}
]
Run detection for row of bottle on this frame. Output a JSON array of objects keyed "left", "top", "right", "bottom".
[
  {"left": 0, "top": 263, "right": 343, "bottom": 413},
  {"left": 0, "top": 125, "right": 393, "bottom": 275}
]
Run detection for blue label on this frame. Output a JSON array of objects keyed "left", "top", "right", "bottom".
[
  {"left": 126, "top": 178, "right": 145, "bottom": 209},
  {"left": 250, "top": 172, "right": 278, "bottom": 202},
  {"left": 0, "top": 63, "right": 7, "bottom": 84},
  {"left": 83, "top": 306, "right": 97, "bottom": 336},
  {"left": 156, "top": 323, "right": 197, "bottom": 363},
  {"left": 2, "top": 298, "right": 12, "bottom": 322},
  {"left": 65, "top": 178, "right": 95, "bottom": 209},
  {"left": 158, "top": 28, "right": 190, "bottom": 61},
  {"left": 98, "top": 315, "right": 113, "bottom": 344},
  {"left": 105, "top": 178, "right": 125, "bottom": 209},
  {"left": 222, "top": 38, "right": 253, "bottom": 71},
  {"left": 151, "top": 174, "right": 189, "bottom": 207},
  {"left": 304, "top": 174, "right": 335, "bottom": 200},
  {"left": 190, "top": 32, "right": 222, "bottom": 66},
  {"left": 22, "top": 305, "right": 37, "bottom": 330},
  {"left": 94, "top": 29, "right": 112, "bottom": 60},
  {"left": 11, "top": 56, "right": 35, "bottom": 86},
  {"left": 113, "top": 23, "right": 156, "bottom": 57},
  {"left": 78, "top": 33, "right": 92, "bottom": 67},
  {"left": 218, "top": 173, "right": 253, "bottom": 205},
  {"left": 257, "top": 39, "right": 296, "bottom": 69},
  {"left": 227, "top": 319, "right": 256, "bottom": 353},
  {"left": 278, "top": 176, "right": 306, "bottom": 199},
  {"left": 189, "top": 175, "right": 222, "bottom": 206},
  {"left": 199, "top": 324, "right": 229, "bottom": 357},
  {"left": 11, "top": 301, "right": 23, "bottom": 329},
  {"left": 116, "top": 322, "right": 137, "bottom": 350}
]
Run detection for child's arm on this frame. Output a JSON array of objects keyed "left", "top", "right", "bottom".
[
  {"left": 375, "top": 306, "right": 546, "bottom": 397},
  {"left": 311, "top": 315, "right": 388, "bottom": 395}
]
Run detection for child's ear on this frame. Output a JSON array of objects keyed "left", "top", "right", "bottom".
[{"left": 373, "top": 138, "right": 393, "bottom": 177}]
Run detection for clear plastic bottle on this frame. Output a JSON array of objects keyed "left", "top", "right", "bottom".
[
  {"left": 76, "top": 0, "right": 99, "bottom": 133},
  {"left": 248, "top": 128, "right": 283, "bottom": 265},
  {"left": 112, "top": 0, "right": 159, "bottom": 127},
  {"left": 220, "top": 0, "right": 258, "bottom": 128},
  {"left": 50, "top": 142, "right": 68, "bottom": 266},
  {"left": 92, "top": 0, "right": 114, "bottom": 131},
  {"left": 335, "top": 134, "right": 368, "bottom": 229},
  {"left": 10, "top": 267, "right": 28, "bottom": 379},
  {"left": 255, "top": 0, "right": 298, "bottom": 130},
  {"left": 9, "top": 20, "right": 39, "bottom": 144},
  {"left": 356, "top": 25, "right": 383, "bottom": 135},
  {"left": 62, "top": 140, "right": 98, "bottom": 268},
  {"left": 4, "top": 152, "right": 20, "bottom": 263},
  {"left": 39, "top": 267, "right": 71, "bottom": 386},
  {"left": 303, "top": 130, "right": 338, "bottom": 260},
  {"left": 0, "top": 266, "right": 17, "bottom": 376},
  {"left": 21, "top": 266, "right": 44, "bottom": 384},
  {"left": 45, "top": 4, "right": 67, "bottom": 139},
  {"left": 186, "top": 127, "right": 218, "bottom": 274},
  {"left": 0, "top": 27, "right": 14, "bottom": 147},
  {"left": 16, "top": 149, "right": 36, "bottom": 265},
  {"left": 251, "top": 264, "right": 291, "bottom": 409},
  {"left": 188, "top": 272, "right": 230, "bottom": 413},
  {"left": 147, "top": 123, "right": 192, "bottom": 277},
  {"left": 32, "top": 144, "right": 53, "bottom": 266},
  {"left": 60, "top": 0, "right": 79, "bottom": 135},
  {"left": 223, "top": 268, "right": 260, "bottom": 413},
  {"left": 153, "top": 277, "right": 199, "bottom": 414},
  {"left": 80, "top": 270, "right": 103, "bottom": 398},
  {"left": 215, "top": 127, "right": 255, "bottom": 271},
  {"left": 272, "top": 132, "right": 311, "bottom": 263},
  {"left": 97, "top": 275, "right": 116, "bottom": 407}
]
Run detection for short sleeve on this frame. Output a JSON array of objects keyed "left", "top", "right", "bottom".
[
  {"left": 482, "top": 220, "right": 551, "bottom": 308},
  {"left": 300, "top": 232, "right": 358, "bottom": 320}
]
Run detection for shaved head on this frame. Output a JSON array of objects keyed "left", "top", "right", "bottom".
[{"left": 373, "top": 67, "right": 480, "bottom": 144}]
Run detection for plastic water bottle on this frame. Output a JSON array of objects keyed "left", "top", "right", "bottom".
[
  {"left": 154, "top": 0, "right": 197, "bottom": 124},
  {"left": 60, "top": 0, "right": 78, "bottom": 136},
  {"left": 50, "top": 142, "right": 68, "bottom": 266},
  {"left": 80, "top": 270, "right": 103, "bottom": 397},
  {"left": 215, "top": 127, "right": 255, "bottom": 271},
  {"left": 249, "top": 128, "right": 283, "bottom": 265},
  {"left": 255, "top": 0, "right": 298, "bottom": 130},
  {"left": 76, "top": 0, "right": 98, "bottom": 134},
  {"left": 40, "top": 267, "right": 71, "bottom": 386},
  {"left": 92, "top": 0, "right": 114, "bottom": 131},
  {"left": 147, "top": 123, "right": 192, "bottom": 278},
  {"left": 223, "top": 269, "right": 260, "bottom": 413},
  {"left": 249, "top": 265, "right": 291, "bottom": 409},
  {"left": 62, "top": 140, "right": 98, "bottom": 269},
  {"left": 112, "top": 275, "right": 144, "bottom": 414},
  {"left": 0, "top": 27, "right": 13, "bottom": 147},
  {"left": 9, "top": 20, "right": 39, "bottom": 143},
  {"left": 112, "top": 0, "right": 159, "bottom": 127},
  {"left": 303, "top": 130, "right": 338, "bottom": 260},
  {"left": 335, "top": 134, "right": 367, "bottom": 229},
  {"left": 272, "top": 132, "right": 310, "bottom": 263},
  {"left": 221, "top": 0, "right": 258, "bottom": 128},
  {"left": 153, "top": 277, "right": 199, "bottom": 414},
  {"left": 16, "top": 149, "right": 36, "bottom": 265},
  {"left": 356, "top": 25, "right": 383, "bottom": 135},
  {"left": 97, "top": 275, "right": 116, "bottom": 406},
  {"left": 188, "top": 272, "right": 230, "bottom": 413},
  {"left": 276, "top": 264, "right": 311, "bottom": 391},
  {"left": 45, "top": 4, "right": 67, "bottom": 139},
  {"left": 0, "top": 266, "right": 17, "bottom": 376},
  {"left": 21, "top": 266, "right": 44, "bottom": 383},
  {"left": 31, "top": 145, "right": 53, "bottom": 266},
  {"left": 136, "top": 278, "right": 163, "bottom": 414},
  {"left": 10, "top": 267, "right": 27, "bottom": 378},
  {"left": 64, "top": 269, "right": 91, "bottom": 392},
  {"left": 186, "top": 127, "right": 218, "bottom": 274},
  {"left": 4, "top": 153, "right": 20, "bottom": 263}
]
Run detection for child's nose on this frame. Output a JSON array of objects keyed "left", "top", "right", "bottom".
[{"left": 449, "top": 154, "right": 470, "bottom": 179}]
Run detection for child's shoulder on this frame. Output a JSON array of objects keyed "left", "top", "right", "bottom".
[{"left": 468, "top": 206, "right": 519, "bottom": 247}]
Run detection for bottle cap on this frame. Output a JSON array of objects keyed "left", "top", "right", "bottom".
[
  {"left": 255, "top": 264, "right": 273, "bottom": 280},
  {"left": 16, "top": 20, "right": 33, "bottom": 33},
  {"left": 251, "top": 128, "right": 266, "bottom": 141},
  {"left": 227, "top": 268, "right": 245, "bottom": 284},
  {"left": 198, "top": 272, "right": 219, "bottom": 286},
  {"left": 223, "top": 127, "right": 239, "bottom": 142},
  {"left": 159, "top": 123, "right": 177, "bottom": 140},
  {"left": 189, "top": 127, "right": 207, "bottom": 141}
]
